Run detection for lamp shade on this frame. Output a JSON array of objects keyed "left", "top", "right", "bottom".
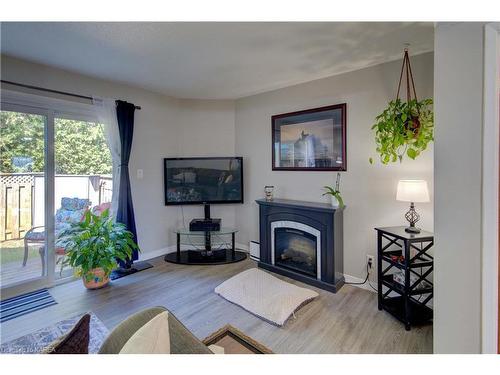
[{"left": 396, "top": 180, "right": 430, "bottom": 203}]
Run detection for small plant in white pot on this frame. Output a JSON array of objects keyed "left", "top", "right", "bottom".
[
  {"left": 323, "top": 173, "right": 344, "bottom": 208},
  {"left": 57, "top": 209, "right": 138, "bottom": 289}
]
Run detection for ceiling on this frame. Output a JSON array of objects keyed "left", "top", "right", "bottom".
[{"left": 0, "top": 22, "right": 434, "bottom": 99}]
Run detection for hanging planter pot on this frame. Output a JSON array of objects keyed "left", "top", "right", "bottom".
[{"left": 370, "top": 48, "right": 434, "bottom": 165}]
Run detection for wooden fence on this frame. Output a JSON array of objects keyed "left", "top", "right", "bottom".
[
  {"left": 0, "top": 173, "right": 35, "bottom": 241},
  {"left": 0, "top": 173, "right": 112, "bottom": 242}
]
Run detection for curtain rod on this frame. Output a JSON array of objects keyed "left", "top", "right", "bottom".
[{"left": 0, "top": 79, "right": 141, "bottom": 110}]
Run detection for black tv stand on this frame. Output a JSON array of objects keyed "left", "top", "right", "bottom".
[
  {"left": 189, "top": 203, "right": 221, "bottom": 236},
  {"left": 204, "top": 203, "right": 211, "bottom": 220},
  {"left": 164, "top": 227, "right": 247, "bottom": 265},
  {"left": 204, "top": 204, "right": 212, "bottom": 251}
]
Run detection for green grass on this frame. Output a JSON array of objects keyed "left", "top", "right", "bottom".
[{"left": 0, "top": 240, "right": 38, "bottom": 265}]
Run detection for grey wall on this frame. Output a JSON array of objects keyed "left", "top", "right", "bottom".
[
  {"left": 234, "top": 52, "right": 434, "bottom": 281},
  {"left": 433, "top": 22, "right": 485, "bottom": 354}
]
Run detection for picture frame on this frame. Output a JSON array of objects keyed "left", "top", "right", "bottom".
[{"left": 272, "top": 104, "right": 346, "bottom": 171}]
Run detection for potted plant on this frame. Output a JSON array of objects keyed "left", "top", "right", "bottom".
[
  {"left": 323, "top": 173, "right": 344, "bottom": 208},
  {"left": 370, "top": 48, "right": 434, "bottom": 165},
  {"left": 370, "top": 98, "right": 433, "bottom": 164},
  {"left": 57, "top": 208, "right": 138, "bottom": 289}
]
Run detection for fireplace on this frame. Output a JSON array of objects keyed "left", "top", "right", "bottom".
[
  {"left": 256, "top": 198, "right": 344, "bottom": 292},
  {"left": 274, "top": 227, "right": 318, "bottom": 278}
]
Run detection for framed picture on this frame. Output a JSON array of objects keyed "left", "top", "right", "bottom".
[{"left": 272, "top": 103, "right": 346, "bottom": 171}]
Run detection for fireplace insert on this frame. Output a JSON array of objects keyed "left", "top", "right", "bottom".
[{"left": 274, "top": 227, "right": 317, "bottom": 278}]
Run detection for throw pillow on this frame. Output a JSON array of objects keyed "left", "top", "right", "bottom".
[
  {"left": 41, "top": 314, "right": 90, "bottom": 354},
  {"left": 119, "top": 311, "right": 171, "bottom": 354}
]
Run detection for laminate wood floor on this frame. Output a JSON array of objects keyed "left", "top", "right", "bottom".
[{"left": 0, "top": 256, "right": 433, "bottom": 353}]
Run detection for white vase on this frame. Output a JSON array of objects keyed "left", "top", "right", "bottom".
[{"left": 329, "top": 195, "right": 339, "bottom": 207}]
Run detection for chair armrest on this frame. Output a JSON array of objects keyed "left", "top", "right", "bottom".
[
  {"left": 98, "top": 306, "right": 212, "bottom": 354},
  {"left": 98, "top": 307, "right": 167, "bottom": 354}
]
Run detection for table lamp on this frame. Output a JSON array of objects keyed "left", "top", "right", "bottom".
[{"left": 396, "top": 180, "right": 430, "bottom": 233}]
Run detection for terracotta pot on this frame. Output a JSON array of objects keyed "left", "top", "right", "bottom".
[
  {"left": 82, "top": 267, "right": 110, "bottom": 289},
  {"left": 404, "top": 116, "right": 421, "bottom": 136}
]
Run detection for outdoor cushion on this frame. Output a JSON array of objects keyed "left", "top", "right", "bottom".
[
  {"left": 92, "top": 202, "right": 111, "bottom": 216},
  {"left": 55, "top": 208, "right": 86, "bottom": 224},
  {"left": 25, "top": 230, "right": 45, "bottom": 241},
  {"left": 60, "top": 197, "right": 90, "bottom": 211},
  {"left": 26, "top": 223, "right": 71, "bottom": 242}
]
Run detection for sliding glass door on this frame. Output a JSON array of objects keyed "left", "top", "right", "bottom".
[
  {"left": 0, "top": 104, "right": 55, "bottom": 298},
  {"left": 1, "top": 95, "right": 113, "bottom": 298},
  {"left": 53, "top": 116, "right": 113, "bottom": 280}
]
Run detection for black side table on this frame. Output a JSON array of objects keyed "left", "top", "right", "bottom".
[{"left": 375, "top": 226, "right": 434, "bottom": 330}]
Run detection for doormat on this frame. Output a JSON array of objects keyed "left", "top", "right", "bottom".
[
  {"left": 0, "top": 289, "right": 57, "bottom": 323},
  {"left": 110, "top": 261, "right": 153, "bottom": 280}
]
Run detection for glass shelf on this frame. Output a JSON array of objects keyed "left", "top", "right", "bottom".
[{"left": 174, "top": 227, "right": 238, "bottom": 236}]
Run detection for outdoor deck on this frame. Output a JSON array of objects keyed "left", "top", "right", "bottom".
[
  {"left": 1, "top": 254, "right": 44, "bottom": 288},
  {"left": 0, "top": 241, "right": 72, "bottom": 288}
]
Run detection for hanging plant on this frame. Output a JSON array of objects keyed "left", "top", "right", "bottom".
[{"left": 370, "top": 49, "right": 434, "bottom": 164}]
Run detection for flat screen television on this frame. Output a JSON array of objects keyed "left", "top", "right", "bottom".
[{"left": 164, "top": 157, "right": 243, "bottom": 205}]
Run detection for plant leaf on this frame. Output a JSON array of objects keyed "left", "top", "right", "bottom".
[{"left": 407, "top": 148, "right": 417, "bottom": 159}]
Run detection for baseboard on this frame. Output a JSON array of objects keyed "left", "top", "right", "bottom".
[
  {"left": 235, "top": 242, "right": 249, "bottom": 252},
  {"left": 139, "top": 247, "right": 171, "bottom": 261},
  {"left": 140, "top": 248, "right": 376, "bottom": 294},
  {"left": 343, "top": 273, "right": 377, "bottom": 293}
]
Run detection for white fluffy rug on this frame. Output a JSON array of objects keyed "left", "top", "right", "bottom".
[{"left": 215, "top": 268, "right": 319, "bottom": 326}]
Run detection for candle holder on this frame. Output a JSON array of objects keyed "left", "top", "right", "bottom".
[{"left": 264, "top": 186, "right": 275, "bottom": 201}]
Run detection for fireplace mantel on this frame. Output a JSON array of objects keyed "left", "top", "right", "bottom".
[
  {"left": 256, "top": 198, "right": 344, "bottom": 292},
  {"left": 255, "top": 198, "right": 339, "bottom": 213}
]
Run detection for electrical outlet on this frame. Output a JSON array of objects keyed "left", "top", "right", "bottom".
[{"left": 366, "top": 255, "right": 375, "bottom": 268}]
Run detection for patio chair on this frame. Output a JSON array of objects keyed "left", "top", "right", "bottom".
[{"left": 23, "top": 197, "right": 91, "bottom": 266}]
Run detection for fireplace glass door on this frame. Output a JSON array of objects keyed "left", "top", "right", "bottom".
[{"left": 274, "top": 227, "right": 317, "bottom": 277}]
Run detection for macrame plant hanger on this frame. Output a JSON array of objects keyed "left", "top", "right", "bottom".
[
  {"left": 396, "top": 46, "right": 420, "bottom": 116},
  {"left": 395, "top": 45, "right": 422, "bottom": 134}
]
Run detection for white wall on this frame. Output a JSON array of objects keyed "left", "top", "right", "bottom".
[
  {"left": 235, "top": 52, "right": 434, "bottom": 281},
  {"left": 175, "top": 99, "right": 237, "bottom": 232},
  {"left": 433, "top": 22, "right": 485, "bottom": 354}
]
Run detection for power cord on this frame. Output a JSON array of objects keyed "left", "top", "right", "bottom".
[
  {"left": 345, "top": 262, "right": 370, "bottom": 285},
  {"left": 345, "top": 252, "right": 431, "bottom": 298},
  {"left": 345, "top": 258, "right": 378, "bottom": 292}
]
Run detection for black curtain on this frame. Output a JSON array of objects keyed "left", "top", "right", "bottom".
[{"left": 116, "top": 100, "right": 138, "bottom": 266}]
